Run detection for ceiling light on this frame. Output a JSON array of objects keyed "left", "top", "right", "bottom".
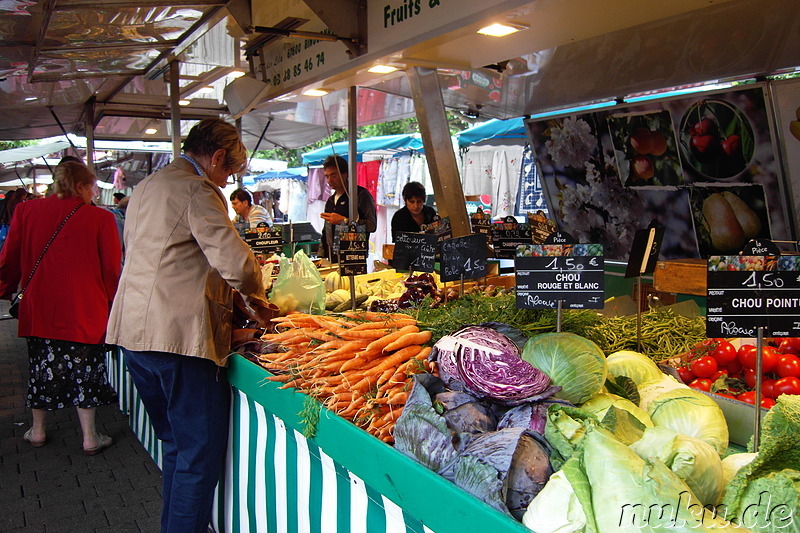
[
  {"left": 197, "top": 86, "right": 215, "bottom": 93},
  {"left": 24, "top": 96, "right": 37, "bottom": 101},
  {"left": 144, "top": 128, "right": 158, "bottom": 135},
  {"left": 368, "top": 65, "right": 398, "bottom": 74},
  {"left": 227, "top": 70, "right": 247, "bottom": 79},
  {"left": 303, "top": 88, "right": 328, "bottom": 97},
  {"left": 477, "top": 22, "right": 528, "bottom": 37},
  {"left": 178, "top": 99, "right": 191, "bottom": 106}
]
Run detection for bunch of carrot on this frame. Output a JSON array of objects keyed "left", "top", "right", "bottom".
[{"left": 254, "top": 311, "right": 434, "bottom": 443}]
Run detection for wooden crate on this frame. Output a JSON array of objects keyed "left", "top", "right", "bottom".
[{"left": 653, "top": 259, "right": 707, "bottom": 296}]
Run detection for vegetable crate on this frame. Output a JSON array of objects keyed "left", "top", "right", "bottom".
[{"left": 220, "top": 355, "right": 530, "bottom": 533}]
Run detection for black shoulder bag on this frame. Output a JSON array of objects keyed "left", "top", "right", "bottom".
[{"left": 9, "top": 203, "right": 83, "bottom": 318}]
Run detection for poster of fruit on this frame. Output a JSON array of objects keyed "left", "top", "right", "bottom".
[
  {"left": 688, "top": 185, "right": 770, "bottom": 256},
  {"left": 606, "top": 110, "right": 684, "bottom": 186},
  {"left": 770, "top": 79, "right": 800, "bottom": 236}
]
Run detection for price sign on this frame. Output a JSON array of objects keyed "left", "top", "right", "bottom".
[
  {"left": 707, "top": 255, "right": 800, "bottom": 337},
  {"left": 439, "top": 234, "right": 487, "bottom": 282},
  {"left": 392, "top": 232, "right": 437, "bottom": 273},
  {"left": 624, "top": 224, "right": 665, "bottom": 278},
  {"left": 422, "top": 216, "right": 452, "bottom": 244},
  {"left": 528, "top": 211, "right": 557, "bottom": 245},
  {"left": 245, "top": 224, "right": 283, "bottom": 256},
  {"left": 490, "top": 217, "right": 533, "bottom": 259},
  {"left": 515, "top": 244, "right": 605, "bottom": 309},
  {"left": 470, "top": 208, "right": 492, "bottom": 243},
  {"left": 337, "top": 224, "right": 368, "bottom": 276}
]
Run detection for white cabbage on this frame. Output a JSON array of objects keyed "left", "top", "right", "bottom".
[
  {"left": 606, "top": 350, "right": 665, "bottom": 388},
  {"left": 637, "top": 375, "right": 689, "bottom": 412},
  {"left": 522, "top": 470, "right": 586, "bottom": 533},
  {"left": 630, "top": 426, "right": 724, "bottom": 506},
  {"left": 580, "top": 392, "right": 654, "bottom": 429},
  {"left": 646, "top": 388, "right": 729, "bottom": 457},
  {"left": 721, "top": 452, "right": 757, "bottom": 488}
]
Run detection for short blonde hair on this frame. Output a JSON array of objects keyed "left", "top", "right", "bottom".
[
  {"left": 183, "top": 118, "right": 248, "bottom": 174},
  {"left": 53, "top": 161, "right": 95, "bottom": 199}
]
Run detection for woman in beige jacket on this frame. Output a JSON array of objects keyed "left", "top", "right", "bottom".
[{"left": 107, "top": 118, "right": 272, "bottom": 533}]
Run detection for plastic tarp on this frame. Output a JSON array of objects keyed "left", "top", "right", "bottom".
[
  {"left": 457, "top": 118, "right": 526, "bottom": 147},
  {"left": 253, "top": 167, "right": 307, "bottom": 182},
  {"left": 301, "top": 134, "right": 424, "bottom": 165},
  {"left": 0, "top": 140, "right": 71, "bottom": 165}
]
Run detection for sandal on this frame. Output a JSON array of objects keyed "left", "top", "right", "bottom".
[
  {"left": 23, "top": 428, "right": 46, "bottom": 448},
  {"left": 83, "top": 433, "right": 113, "bottom": 456}
]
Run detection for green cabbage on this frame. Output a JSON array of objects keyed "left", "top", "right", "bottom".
[
  {"left": 630, "top": 426, "right": 724, "bottom": 506},
  {"left": 646, "top": 388, "right": 729, "bottom": 457},
  {"left": 581, "top": 392, "right": 654, "bottom": 429},
  {"left": 606, "top": 350, "right": 664, "bottom": 388},
  {"left": 721, "top": 453, "right": 757, "bottom": 488},
  {"left": 637, "top": 375, "right": 689, "bottom": 412},
  {"left": 522, "top": 469, "right": 586, "bottom": 533},
  {"left": 522, "top": 333, "right": 607, "bottom": 405}
]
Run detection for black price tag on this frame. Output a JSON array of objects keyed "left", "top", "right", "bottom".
[
  {"left": 393, "top": 232, "right": 437, "bottom": 273},
  {"left": 338, "top": 224, "right": 368, "bottom": 276},
  {"left": 625, "top": 224, "right": 665, "bottom": 278},
  {"left": 543, "top": 231, "right": 576, "bottom": 245},
  {"left": 422, "top": 216, "right": 452, "bottom": 244},
  {"left": 439, "top": 234, "right": 488, "bottom": 282},
  {"left": 515, "top": 244, "right": 605, "bottom": 309},
  {"left": 490, "top": 217, "right": 533, "bottom": 259},
  {"left": 707, "top": 255, "right": 800, "bottom": 337},
  {"left": 244, "top": 225, "right": 283, "bottom": 256},
  {"left": 528, "top": 211, "right": 557, "bottom": 245}
]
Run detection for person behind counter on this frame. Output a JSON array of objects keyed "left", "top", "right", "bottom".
[
  {"left": 391, "top": 181, "right": 437, "bottom": 241},
  {"left": 230, "top": 188, "right": 271, "bottom": 237},
  {"left": 319, "top": 154, "right": 377, "bottom": 262},
  {"left": 106, "top": 118, "right": 274, "bottom": 533}
]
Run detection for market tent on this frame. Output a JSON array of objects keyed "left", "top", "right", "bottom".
[
  {"left": 252, "top": 167, "right": 307, "bottom": 183},
  {"left": 301, "top": 134, "right": 424, "bottom": 166},
  {"left": 0, "top": 141, "right": 72, "bottom": 165},
  {"left": 457, "top": 118, "right": 526, "bottom": 147}
]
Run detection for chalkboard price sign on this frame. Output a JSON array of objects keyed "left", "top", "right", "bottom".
[
  {"left": 337, "top": 224, "right": 368, "bottom": 276},
  {"left": 439, "top": 234, "right": 488, "bottom": 282},
  {"left": 490, "top": 217, "right": 533, "bottom": 259},
  {"left": 515, "top": 244, "right": 605, "bottom": 309},
  {"left": 528, "top": 211, "right": 557, "bottom": 245},
  {"left": 392, "top": 232, "right": 438, "bottom": 273},
  {"left": 244, "top": 225, "right": 283, "bottom": 256},
  {"left": 707, "top": 255, "right": 800, "bottom": 337},
  {"left": 470, "top": 208, "right": 492, "bottom": 242}
]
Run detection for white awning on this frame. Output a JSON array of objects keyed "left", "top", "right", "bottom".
[{"left": 0, "top": 140, "right": 71, "bottom": 165}]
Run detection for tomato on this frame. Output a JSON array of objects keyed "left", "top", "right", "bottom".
[
  {"left": 737, "top": 344, "right": 778, "bottom": 373},
  {"left": 760, "top": 398, "right": 776, "bottom": 409},
  {"left": 777, "top": 337, "right": 800, "bottom": 355},
  {"left": 711, "top": 340, "right": 737, "bottom": 366},
  {"left": 773, "top": 376, "right": 800, "bottom": 398},
  {"left": 725, "top": 359, "right": 742, "bottom": 377},
  {"left": 737, "top": 391, "right": 758, "bottom": 404},
  {"left": 715, "top": 392, "right": 737, "bottom": 400},
  {"left": 775, "top": 354, "right": 800, "bottom": 379},
  {"left": 762, "top": 378, "right": 777, "bottom": 399},
  {"left": 689, "top": 378, "right": 713, "bottom": 392},
  {"left": 691, "top": 356, "right": 718, "bottom": 379},
  {"left": 710, "top": 369, "right": 728, "bottom": 382},
  {"left": 744, "top": 368, "right": 757, "bottom": 389},
  {"left": 677, "top": 366, "right": 695, "bottom": 385}
]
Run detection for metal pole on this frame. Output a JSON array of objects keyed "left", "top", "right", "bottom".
[
  {"left": 169, "top": 59, "right": 181, "bottom": 159},
  {"left": 84, "top": 98, "right": 96, "bottom": 175},
  {"left": 556, "top": 300, "right": 563, "bottom": 332},
  {"left": 347, "top": 86, "right": 358, "bottom": 309},
  {"left": 753, "top": 328, "right": 764, "bottom": 452}
]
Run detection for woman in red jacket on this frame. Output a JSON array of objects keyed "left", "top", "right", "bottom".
[{"left": 0, "top": 161, "right": 122, "bottom": 455}]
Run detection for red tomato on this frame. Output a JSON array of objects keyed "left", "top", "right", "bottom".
[
  {"left": 689, "top": 378, "right": 713, "bottom": 392},
  {"left": 738, "top": 344, "right": 757, "bottom": 370},
  {"left": 777, "top": 337, "right": 800, "bottom": 355},
  {"left": 711, "top": 340, "right": 737, "bottom": 365},
  {"left": 762, "top": 378, "right": 777, "bottom": 399},
  {"left": 737, "top": 344, "right": 778, "bottom": 373},
  {"left": 725, "top": 359, "right": 742, "bottom": 377},
  {"left": 773, "top": 376, "right": 800, "bottom": 398},
  {"left": 744, "top": 368, "right": 757, "bottom": 389},
  {"left": 760, "top": 398, "right": 776, "bottom": 409},
  {"left": 737, "top": 391, "right": 758, "bottom": 404},
  {"left": 715, "top": 392, "right": 737, "bottom": 400},
  {"left": 710, "top": 369, "right": 728, "bottom": 381},
  {"left": 677, "top": 366, "right": 695, "bottom": 384},
  {"left": 776, "top": 354, "right": 800, "bottom": 379},
  {"left": 691, "top": 356, "right": 718, "bottom": 379}
]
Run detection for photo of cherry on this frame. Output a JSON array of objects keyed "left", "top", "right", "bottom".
[
  {"left": 606, "top": 109, "right": 684, "bottom": 187},
  {"left": 679, "top": 99, "right": 755, "bottom": 180}
]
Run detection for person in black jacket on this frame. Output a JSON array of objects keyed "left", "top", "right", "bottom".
[
  {"left": 391, "top": 181, "right": 437, "bottom": 241},
  {"left": 319, "top": 155, "right": 377, "bottom": 262}
]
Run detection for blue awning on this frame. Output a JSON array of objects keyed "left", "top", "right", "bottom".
[
  {"left": 456, "top": 118, "right": 527, "bottom": 147},
  {"left": 301, "top": 134, "right": 424, "bottom": 165},
  {"left": 252, "top": 167, "right": 307, "bottom": 182}
]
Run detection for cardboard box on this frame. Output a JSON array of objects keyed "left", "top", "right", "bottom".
[{"left": 653, "top": 259, "right": 707, "bottom": 296}]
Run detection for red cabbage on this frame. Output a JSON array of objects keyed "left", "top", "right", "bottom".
[
  {"left": 432, "top": 326, "right": 522, "bottom": 390},
  {"left": 456, "top": 340, "right": 552, "bottom": 405}
]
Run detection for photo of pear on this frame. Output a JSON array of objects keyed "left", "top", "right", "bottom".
[
  {"left": 720, "top": 191, "right": 761, "bottom": 239},
  {"left": 702, "top": 193, "right": 745, "bottom": 252}
]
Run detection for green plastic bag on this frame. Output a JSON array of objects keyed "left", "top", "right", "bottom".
[{"left": 268, "top": 250, "right": 326, "bottom": 315}]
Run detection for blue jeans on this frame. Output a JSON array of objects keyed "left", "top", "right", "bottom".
[{"left": 123, "top": 349, "right": 230, "bottom": 533}]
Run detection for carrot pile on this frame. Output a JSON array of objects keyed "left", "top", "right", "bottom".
[{"left": 254, "top": 311, "right": 434, "bottom": 443}]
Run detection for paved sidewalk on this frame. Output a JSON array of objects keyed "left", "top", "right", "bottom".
[{"left": 0, "top": 300, "right": 162, "bottom": 532}]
